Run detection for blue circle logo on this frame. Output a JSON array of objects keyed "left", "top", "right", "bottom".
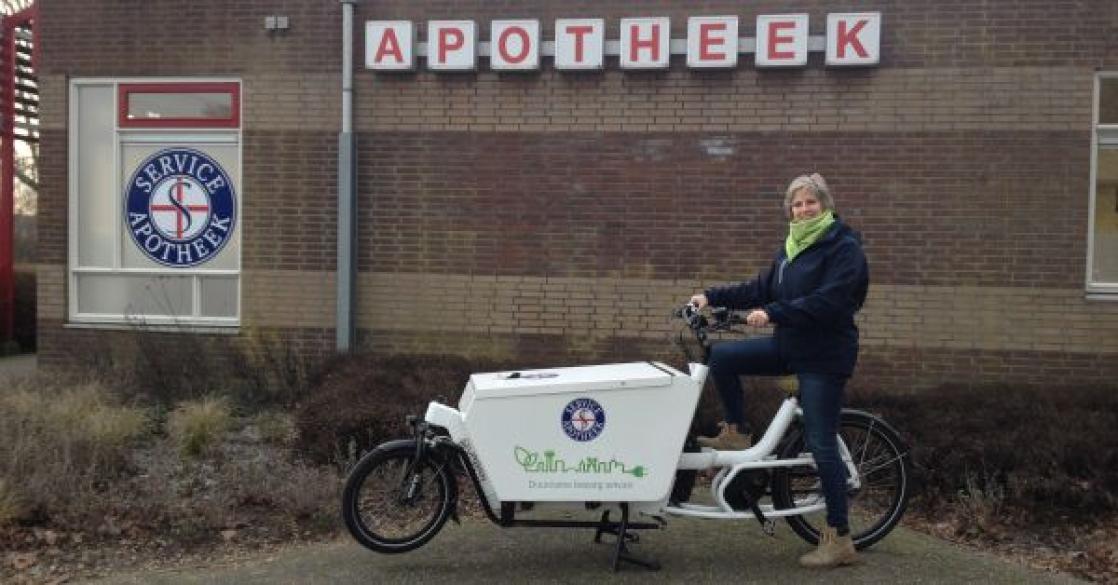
[
  {"left": 561, "top": 398, "right": 606, "bottom": 442},
  {"left": 124, "top": 147, "right": 236, "bottom": 267}
]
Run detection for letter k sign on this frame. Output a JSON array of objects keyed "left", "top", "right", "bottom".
[{"left": 826, "top": 13, "right": 881, "bottom": 66}]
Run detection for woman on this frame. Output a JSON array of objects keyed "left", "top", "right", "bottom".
[{"left": 688, "top": 173, "right": 868, "bottom": 569}]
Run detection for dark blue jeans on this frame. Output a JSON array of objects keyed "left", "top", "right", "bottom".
[{"left": 708, "top": 336, "right": 849, "bottom": 530}]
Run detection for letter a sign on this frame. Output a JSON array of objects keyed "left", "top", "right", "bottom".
[{"left": 366, "top": 21, "right": 415, "bottom": 70}]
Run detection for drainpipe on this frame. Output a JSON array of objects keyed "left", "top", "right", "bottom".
[{"left": 337, "top": 0, "right": 357, "bottom": 351}]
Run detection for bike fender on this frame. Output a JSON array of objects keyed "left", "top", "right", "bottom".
[
  {"left": 373, "top": 438, "right": 459, "bottom": 467},
  {"left": 372, "top": 438, "right": 421, "bottom": 454},
  {"left": 424, "top": 401, "right": 468, "bottom": 441}
]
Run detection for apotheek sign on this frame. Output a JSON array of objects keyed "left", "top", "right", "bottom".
[{"left": 366, "top": 13, "right": 881, "bottom": 72}]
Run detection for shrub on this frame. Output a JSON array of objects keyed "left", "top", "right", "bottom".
[
  {"left": 167, "top": 397, "right": 232, "bottom": 458},
  {"left": 63, "top": 330, "right": 222, "bottom": 405},
  {"left": 224, "top": 327, "right": 309, "bottom": 409},
  {"left": 57, "top": 324, "right": 318, "bottom": 410},
  {"left": 294, "top": 353, "right": 513, "bottom": 464},
  {"left": 848, "top": 383, "right": 1118, "bottom": 527},
  {"left": 0, "top": 378, "right": 150, "bottom": 523}
]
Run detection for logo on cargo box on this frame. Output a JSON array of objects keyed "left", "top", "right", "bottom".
[
  {"left": 561, "top": 397, "right": 606, "bottom": 442},
  {"left": 124, "top": 147, "right": 236, "bottom": 268}
]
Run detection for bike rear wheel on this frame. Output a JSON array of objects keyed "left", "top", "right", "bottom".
[
  {"left": 342, "top": 440, "right": 457, "bottom": 553},
  {"left": 771, "top": 410, "right": 910, "bottom": 550}
]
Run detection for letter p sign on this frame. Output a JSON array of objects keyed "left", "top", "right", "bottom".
[{"left": 428, "top": 20, "right": 478, "bottom": 71}]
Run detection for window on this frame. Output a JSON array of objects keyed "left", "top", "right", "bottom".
[
  {"left": 69, "top": 80, "right": 241, "bottom": 326},
  {"left": 1090, "top": 75, "right": 1118, "bottom": 295},
  {"left": 119, "top": 82, "right": 239, "bottom": 128}
]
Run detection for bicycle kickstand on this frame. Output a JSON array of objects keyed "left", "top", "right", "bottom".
[{"left": 594, "top": 504, "right": 661, "bottom": 572}]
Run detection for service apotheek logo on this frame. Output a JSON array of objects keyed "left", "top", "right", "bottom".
[
  {"left": 124, "top": 148, "right": 236, "bottom": 268},
  {"left": 561, "top": 397, "right": 606, "bottom": 442}
]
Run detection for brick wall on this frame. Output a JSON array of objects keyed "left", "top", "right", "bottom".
[{"left": 35, "top": 0, "right": 1118, "bottom": 391}]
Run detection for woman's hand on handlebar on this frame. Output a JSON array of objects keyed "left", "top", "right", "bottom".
[
  {"left": 745, "top": 309, "right": 770, "bottom": 327},
  {"left": 685, "top": 296, "right": 766, "bottom": 327}
]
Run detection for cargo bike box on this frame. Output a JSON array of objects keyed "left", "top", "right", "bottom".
[{"left": 440, "top": 361, "right": 701, "bottom": 505}]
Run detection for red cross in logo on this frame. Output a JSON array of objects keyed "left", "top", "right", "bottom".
[
  {"left": 150, "top": 177, "right": 210, "bottom": 239},
  {"left": 572, "top": 408, "right": 596, "bottom": 431}
]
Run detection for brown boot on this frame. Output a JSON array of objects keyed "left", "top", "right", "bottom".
[
  {"left": 799, "top": 525, "right": 860, "bottom": 568},
  {"left": 696, "top": 422, "right": 752, "bottom": 451}
]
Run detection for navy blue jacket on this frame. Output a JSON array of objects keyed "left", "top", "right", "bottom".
[{"left": 705, "top": 220, "right": 869, "bottom": 377}]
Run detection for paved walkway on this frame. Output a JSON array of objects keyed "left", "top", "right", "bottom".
[{"left": 86, "top": 515, "right": 1082, "bottom": 584}]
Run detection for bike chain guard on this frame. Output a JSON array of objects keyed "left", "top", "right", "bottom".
[{"left": 723, "top": 468, "right": 776, "bottom": 537}]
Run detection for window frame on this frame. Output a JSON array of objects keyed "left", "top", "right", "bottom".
[
  {"left": 1088, "top": 73, "right": 1118, "bottom": 298},
  {"left": 117, "top": 81, "right": 240, "bottom": 129},
  {"left": 68, "top": 78, "right": 243, "bottom": 327}
]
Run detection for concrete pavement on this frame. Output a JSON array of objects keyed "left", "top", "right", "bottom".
[{"left": 86, "top": 514, "right": 1082, "bottom": 584}]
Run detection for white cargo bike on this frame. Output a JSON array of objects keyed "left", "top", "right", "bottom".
[{"left": 342, "top": 306, "right": 911, "bottom": 570}]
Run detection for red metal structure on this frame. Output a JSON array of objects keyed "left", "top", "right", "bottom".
[{"left": 0, "top": 3, "right": 36, "bottom": 344}]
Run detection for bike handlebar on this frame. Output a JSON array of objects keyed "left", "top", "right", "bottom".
[
  {"left": 673, "top": 304, "right": 745, "bottom": 364},
  {"left": 675, "top": 304, "right": 745, "bottom": 337}
]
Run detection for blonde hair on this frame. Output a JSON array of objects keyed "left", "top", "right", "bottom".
[{"left": 783, "top": 173, "right": 835, "bottom": 218}]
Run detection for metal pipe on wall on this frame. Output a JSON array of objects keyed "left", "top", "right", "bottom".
[
  {"left": 0, "top": 14, "right": 17, "bottom": 343},
  {"left": 337, "top": 0, "right": 357, "bottom": 351}
]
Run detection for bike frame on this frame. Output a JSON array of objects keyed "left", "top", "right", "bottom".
[{"left": 665, "top": 362, "right": 860, "bottom": 521}]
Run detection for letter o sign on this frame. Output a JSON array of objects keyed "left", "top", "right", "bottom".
[{"left": 491, "top": 20, "right": 540, "bottom": 70}]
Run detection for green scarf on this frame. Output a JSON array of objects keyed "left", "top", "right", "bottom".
[{"left": 785, "top": 210, "right": 836, "bottom": 261}]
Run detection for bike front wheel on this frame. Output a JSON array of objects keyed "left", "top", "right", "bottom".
[
  {"left": 771, "top": 410, "right": 910, "bottom": 550},
  {"left": 341, "top": 440, "right": 458, "bottom": 553}
]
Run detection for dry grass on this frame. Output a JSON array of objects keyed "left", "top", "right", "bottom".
[
  {"left": 0, "top": 478, "right": 26, "bottom": 526},
  {"left": 0, "top": 365, "right": 344, "bottom": 585},
  {"left": 251, "top": 411, "right": 297, "bottom": 447},
  {"left": 957, "top": 470, "right": 1007, "bottom": 533},
  {"left": 167, "top": 397, "right": 232, "bottom": 458},
  {"left": 227, "top": 456, "right": 339, "bottom": 521},
  {"left": 0, "top": 377, "right": 150, "bottom": 523}
]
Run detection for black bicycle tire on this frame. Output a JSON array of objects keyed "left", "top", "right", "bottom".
[
  {"left": 341, "top": 440, "right": 457, "bottom": 553},
  {"left": 771, "top": 410, "right": 910, "bottom": 550}
]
